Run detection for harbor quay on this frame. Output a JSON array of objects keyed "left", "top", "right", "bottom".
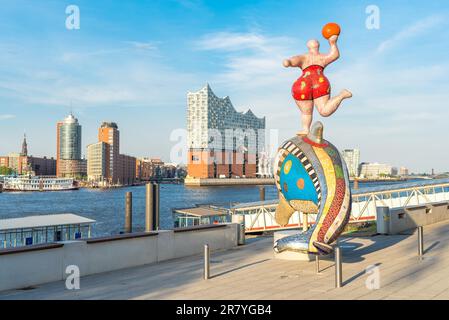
[
  {"left": 1, "top": 180, "right": 449, "bottom": 299},
  {"left": 2, "top": 219, "right": 449, "bottom": 300},
  {"left": 0, "top": 224, "right": 239, "bottom": 293}
]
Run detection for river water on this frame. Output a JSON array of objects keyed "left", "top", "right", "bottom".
[{"left": 0, "top": 181, "right": 412, "bottom": 237}]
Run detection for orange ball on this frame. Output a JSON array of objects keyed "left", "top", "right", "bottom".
[{"left": 322, "top": 22, "right": 341, "bottom": 39}]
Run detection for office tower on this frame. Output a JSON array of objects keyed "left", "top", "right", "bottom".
[
  {"left": 98, "top": 122, "right": 120, "bottom": 183},
  {"left": 86, "top": 142, "right": 110, "bottom": 183},
  {"left": 341, "top": 149, "right": 360, "bottom": 178},
  {"left": 86, "top": 122, "right": 136, "bottom": 186},
  {"left": 56, "top": 113, "right": 86, "bottom": 178}
]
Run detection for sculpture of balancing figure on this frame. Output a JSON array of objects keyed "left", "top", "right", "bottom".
[
  {"left": 273, "top": 24, "right": 353, "bottom": 256},
  {"left": 283, "top": 27, "right": 352, "bottom": 135}
]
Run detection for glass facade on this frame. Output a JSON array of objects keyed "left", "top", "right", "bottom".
[
  {"left": 59, "top": 114, "right": 82, "bottom": 160},
  {"left": 341, "top": 149, "right": 361, "bottom": 178},
  {"left": 87, "top": 142, "right": 109, "bottom": 181},
  {"left": 187, "top": 84, "right": 266, "bottom": 151}
]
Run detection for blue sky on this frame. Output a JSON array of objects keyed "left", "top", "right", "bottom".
[{"left": 0, "top": 0, "right": 449, "bottom": 172}]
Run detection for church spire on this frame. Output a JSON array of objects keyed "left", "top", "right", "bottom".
[{"left": 21, "top": 133, "right": 28, "bottom": 156}]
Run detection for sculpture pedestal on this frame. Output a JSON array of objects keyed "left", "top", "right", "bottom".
[{"left": 273, "top": 230, "right": 315, "bottom": 261}]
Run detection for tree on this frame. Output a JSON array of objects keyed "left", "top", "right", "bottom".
[{"left": 0, "top": 166, "right": 15, "bottom": 175}]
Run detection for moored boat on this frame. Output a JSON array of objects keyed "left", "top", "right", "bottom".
[{"left": 2, "top": 176, "right": 79, "bottom": 191}]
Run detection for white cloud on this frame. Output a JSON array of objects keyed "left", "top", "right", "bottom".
[
  {"left": 61, "top": 48, "right": 127, "bottom": 63},
  {"left": 0, "top": 114, "right": 15, "bottom": 120},
  {"left": 0, "top": 42, "right": 195, "bottom": 109},
  {"left": 61, "top": 42, "right": 158, "bottom": 63},
  {"left": 0, "top": 64, "right": 196, "bottom": 108},
  {"left": 196, "top": 31, "right": 300, "bottom": 92},
  {"left": 377, "top": 15, "right": 445, "bottom": 53},
  {"left": 197, "top": 32, "right": 270, "bottom": 51},
  {"left": 194, "top": 28, "right": 449, "bottom": 172},
  {"left": 125, "top": 41, "right": 158, "bottom": 51}
]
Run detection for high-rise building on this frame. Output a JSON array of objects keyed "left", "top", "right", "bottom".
[
  {"left": 187, "top": 84, "right": 265, "bottom": 179},
  {"left": 341, "top": 149, "right": 360, "bottom": 178},
  {"left": 86, "top": 122, "right": 135, "bottom": 186},
  {"left": 87, "top": 142, "right": 110, "bottom": 183},
  {"left": 98, "top": 122, "right": 120, "bottom": 183},
  {"left": 56, "top": 113, "right": 86, "bottom": 178}
]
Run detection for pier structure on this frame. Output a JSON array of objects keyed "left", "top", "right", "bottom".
[
  {"left": 0, "top": 214, "right": 94, "bottom": 249},
  {"left": 3, "top": 179, "right": 449, "bottom": 298},
  {"left": 0, "top": 224, "right": 238, "bottom": 292},
  {"left": 230, "top": 178, "right": 449, "bottom": 233},
  {"left": 177, "top": 178, "right": 449, "bottom": 233}
]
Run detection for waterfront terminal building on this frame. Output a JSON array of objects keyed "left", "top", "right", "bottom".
[{"left": 187, "top": 84, "right": 266, "bottom": 179}]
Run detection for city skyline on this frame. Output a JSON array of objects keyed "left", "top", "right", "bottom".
[
  {"left": 0, "top": 105, "right": 436, "bottom": 175},
  {"left": 1, "top": 1, "right": 449, "bottom": 172}
]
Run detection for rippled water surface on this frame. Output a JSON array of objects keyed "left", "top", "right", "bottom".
[{"left": 0, "top": 180, "right": 414, "bottom": 237}]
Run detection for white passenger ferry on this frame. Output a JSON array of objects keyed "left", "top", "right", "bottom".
[{"left": 2, "top": 176, "right": 79, "bottom": 192}]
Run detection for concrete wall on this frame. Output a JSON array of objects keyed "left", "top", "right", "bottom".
[
  {"left": 0, "top": 224, "right": 238, "bottom": 292},
  {"left": 376, "top": 201, "right": 449, "bottom": 234}
]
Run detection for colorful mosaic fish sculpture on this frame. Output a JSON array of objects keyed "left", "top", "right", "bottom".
[{"left": 273, "top": 121, "right": 351, "bottom": 255}]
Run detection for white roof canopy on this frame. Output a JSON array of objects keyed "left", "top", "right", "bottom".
[{"left": 0, "top": 214, "right": 95, "bottom": 231}]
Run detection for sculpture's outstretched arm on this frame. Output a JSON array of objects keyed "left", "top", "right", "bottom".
[
  {"left": 283, "top": 55, "right": 304, "bottom": 68},
  {"left": 324, "top": 35, "right": 340, "bottom": 66}
]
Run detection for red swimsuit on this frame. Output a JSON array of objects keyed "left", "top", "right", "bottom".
[{"left": 291, "top": 65, "right": 330, "bottom": 101}]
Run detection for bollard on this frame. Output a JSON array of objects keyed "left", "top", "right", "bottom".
[
  {"left": 335, "top": 246, "right": 342, "bottom": 288},
  {"left": 353, "top": 178, "right": 359, "bottom": 190},
  {"left": 315, "top": 255, "right": 320, "bottom": 274},
  {"left": 259, "top": 186, "right": 265, "bottom": 201},
  {"left": 125, "top": 192, "right": 132, "bottom": 233},
  {"left": 232, "top": 214, "right": 246, "bottom": 245},
  {"left": 145, "top": 183, "right": 160, "bottom": 231},
  {"left": 154, "top": 183, "right": 160, "bottom": 230},
  {"left": 302, "top": 213, "right": 309, "bottom": 232},
  {"left": 376, "top": 206, "right": 391, "bottom": 234},
  {"left": 204, "top": 244, "right": 210, "bottom": 280},
  {"left": 418, "top": 226, "right": 424, "bottom": 257},
  {"left": 145, "top": 183, "right": 154, "bottom": 232}
]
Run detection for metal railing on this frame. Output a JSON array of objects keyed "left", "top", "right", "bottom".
[
  {"left": 352, "top": 179, "right": 449, "bottom": 222},
  {"left": 230, "top": 179, "right": 449, "bottom": 233}
]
